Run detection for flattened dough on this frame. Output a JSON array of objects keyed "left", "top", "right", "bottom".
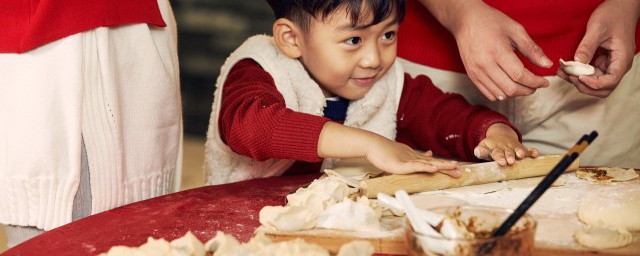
[
  {"left": 574, "top": 225, "right": 633, "bottom": 249},
  {"left": 578, "top": 187, "right": 640, "bottom": 231},
  {"left": 576, "top": 167, "right": 638, "bottom": 183}
]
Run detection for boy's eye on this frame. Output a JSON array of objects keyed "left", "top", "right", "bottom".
[
  {"left": 344, "top": 37, "right": 362, "bottom": 45},
  {"left": 383, "top": 31, "right": 396, "bottom": 40}
]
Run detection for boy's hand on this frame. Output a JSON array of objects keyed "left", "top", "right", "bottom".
[
  {"left": 366, "top": 138, "right": 461, "bottom": 177},
  {"left": 317, "top": 122, "right": 460, "bottom": 177},
  {"left": 474, "top": 123, "right": 539, "bottom": 166}
]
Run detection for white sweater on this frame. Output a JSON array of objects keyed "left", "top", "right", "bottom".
[{"left": 0, "top": 0, "right": 182, "bottom": 230}]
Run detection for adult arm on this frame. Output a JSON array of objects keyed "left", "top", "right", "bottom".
[
  {"left": 557, "top": 0, "right": 640, "bottom": 97},
  {"left": 417, "top": 0, "right": 551, "bottom": 101}
]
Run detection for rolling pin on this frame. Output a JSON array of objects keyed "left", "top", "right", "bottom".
[{"left": 359, "top": 155, "right": 579, "bottom": 198}]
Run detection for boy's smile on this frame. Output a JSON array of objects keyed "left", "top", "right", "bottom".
[{"left": 295, "top": 6, "right": 399, "bottom": 100}]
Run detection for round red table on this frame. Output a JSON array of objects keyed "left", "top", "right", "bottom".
[{"left": 1, "top": 173, "right": 321, "bottom": 256}]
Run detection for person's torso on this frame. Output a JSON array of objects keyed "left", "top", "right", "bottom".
[{"left": 0, "top": 0, "right": 165, "bottom": 53}]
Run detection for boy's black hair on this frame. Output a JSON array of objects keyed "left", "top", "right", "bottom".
[{"left": 266, "top": 0, "right": 405, "bottom": 32}]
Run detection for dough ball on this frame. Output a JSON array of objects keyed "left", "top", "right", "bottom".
[
  {"left": 337, "top": 240, "right": 374, "bottom": 256},
  {"left": 578, "top": 188, "right": 640, "bottom": 231},
  {"left": 574, "top": 224, "right": 633, "bottom": 249}
]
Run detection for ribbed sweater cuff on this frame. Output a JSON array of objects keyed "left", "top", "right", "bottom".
[{"left": 271, "top": 113, "right": 330, "bottom": 162}]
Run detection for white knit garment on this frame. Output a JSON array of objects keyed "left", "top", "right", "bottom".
[
  {"left": 205, "top": 35, "right": 405, "bottom": 185},
  {"left": 0, "top": 0, "right": 182, "bottom": 230}
]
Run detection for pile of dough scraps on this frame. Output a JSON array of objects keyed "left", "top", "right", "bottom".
[
  {"left": 259, "top": 176, "right": 391, "bottom": 232},
  {"left": 99, "top": 231, "right": 374, "bottom": 256}
]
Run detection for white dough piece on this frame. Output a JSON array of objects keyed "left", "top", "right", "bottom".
[
  {"left": 204, "top": 231, "right": 242, "bottom": 256},
  {"left": 259, "top": 205, "right": 317, "bottom": 232},
  {"left": 253, "top": 238, "right": 329, "bottom": 256},
  {"left": 139, "top": 237, "right": 171, "bottom": 255},
  {"left": 169, "top": 231, "right": 206, "bottom": 256},
  {"left": 99, "top": 246, "right": 144, "bottom": 256},
  {"left": 560, "top": 59, "right": 595, "bottom": 76},
  {"left": 578, "top": 187, "right": 640, "bottom": 231},
  {"left": 576, "top": 167, "right": 639, "bottom": 183},
  {"left": 286, "top": 178, "right": 357, "bottom": 214},
  {"left": 336, "top": 240, "right": 375, "bottom": 256},
  {"left": 574, "top": 224, "right": 633, "bottom": 249},
  {"left": 316, "top": 197, "right": 381, "bottom": 232}
]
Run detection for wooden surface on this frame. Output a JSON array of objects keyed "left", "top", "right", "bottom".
[{"left": 360, "top": 155, "right": 579, "bottom": 198}]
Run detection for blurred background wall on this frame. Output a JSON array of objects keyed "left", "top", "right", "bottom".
[{"left": 173, "top": 0, "right": 273, "bottom": 137}]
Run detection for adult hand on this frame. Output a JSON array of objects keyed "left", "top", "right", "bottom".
[
  {"left": 420, "top": 0, "right": 551, "bottom": 101},
  {"left": 557, "top": 0, "right": 640, "bottom": 98}
]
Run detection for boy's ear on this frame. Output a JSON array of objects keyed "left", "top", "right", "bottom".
[{"left": 272, "top": 18, "right": 303, "bottom": 59}]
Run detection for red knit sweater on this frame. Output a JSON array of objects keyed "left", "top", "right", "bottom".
[
  {"left": 218, "top": 59, "right": 520, "bottom": 175},
  {"left": 0, "top": 0, "right": 165, "bottom": 53},
  {"left": 398, "top": 0, "right": 640, "bottom": 76}
]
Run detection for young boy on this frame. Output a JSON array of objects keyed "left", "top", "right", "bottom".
[{"left": 204, "top": 0, "right": 538, "bottom": 185}]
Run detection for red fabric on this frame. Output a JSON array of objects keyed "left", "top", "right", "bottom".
[
  {"left": 0, "top": 0, "right": 165, "bottom": 53},
  {"left": 219, "top": 59, "right": 519, "bottom": 175},
  {"left": 2, "top": 173, "right": 322, "bottom": 256},
  {"left": 397, "top": 0, "right": 640, "bottom": 76}
]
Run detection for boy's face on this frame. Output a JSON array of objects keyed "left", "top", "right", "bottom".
[{"left": 297, "top": 7, "right": 399, "bottom": 100}]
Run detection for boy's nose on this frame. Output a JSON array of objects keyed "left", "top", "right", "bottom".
[{"left": 360, "top": 46, "right": 381, "bottom": 69}]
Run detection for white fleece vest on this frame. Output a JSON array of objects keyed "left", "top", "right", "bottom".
[{"left": 204, "top": 35, "right": 405, "bottom": 185}]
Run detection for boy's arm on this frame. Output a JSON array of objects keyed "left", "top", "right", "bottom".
[
  {"left": 317, "top": 122, "right": 459, "bottom": 176},
  {"left": 220, "top": 60, "right": 460, "bottom": 176},
  {"left": 219, "top": 59, "right": 329, "bottom": 162},
  {"left": 396, "top": 73, "right": 521, "bottom": 161}
]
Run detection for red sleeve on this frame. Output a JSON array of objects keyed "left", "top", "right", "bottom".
[
  {"left": 218, "top": 59, "right": 330, "bottom": 162},
  {"left": 396, "top": 74, "right": 521, "bottom": 161}
]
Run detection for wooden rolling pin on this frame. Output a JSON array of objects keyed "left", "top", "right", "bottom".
[{"left": 359, "top": 155, "right": 579, "bottom": 198}]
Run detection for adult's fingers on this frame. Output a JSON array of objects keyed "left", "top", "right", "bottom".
[
  {"left": 497, "top": 53, "right": 550, "bottom": 90},
  {"left": 579, "top": 52, "right": 631, "bottom": 91},
  {"left": 574, "top": 27, "right": 605, "bottom": 64},
  {"left": 510, "top": 24, "right": 553, "bottom": 68},
  {"left": 472, "top": 70, "right": 508, "bottom": 101},
  {"left": 569, "top": 76, "right": 613, "bottom": 97},
  {"left": 486, "top": 63, "right": 537, "bottom": 98}
]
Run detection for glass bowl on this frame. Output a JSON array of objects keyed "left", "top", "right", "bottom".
[{"left": 404, "top": 205, "right": 536, "bottom": 256}]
